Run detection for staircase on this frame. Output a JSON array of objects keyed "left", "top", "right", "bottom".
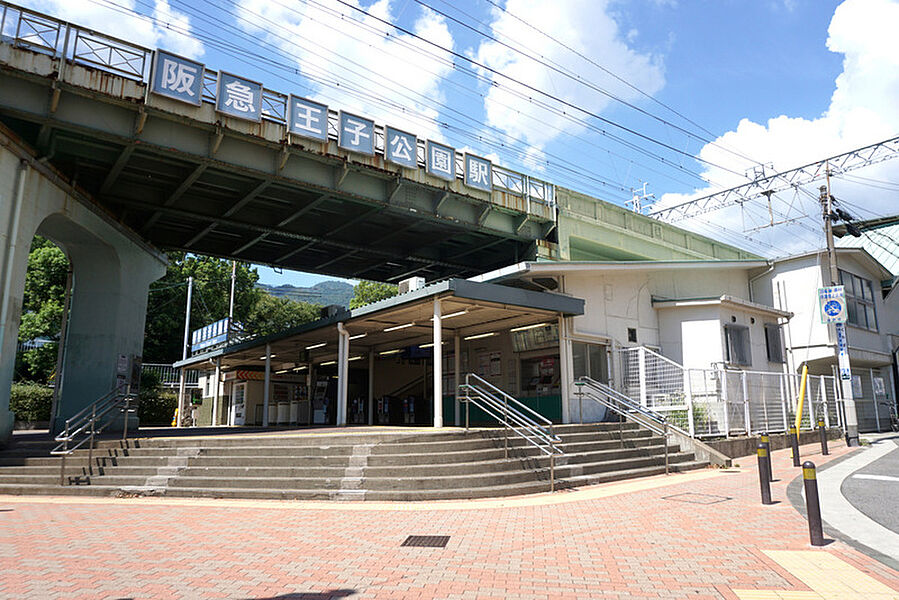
[{"left": 0, "top": 423, "right": 706, "bottom": 501}]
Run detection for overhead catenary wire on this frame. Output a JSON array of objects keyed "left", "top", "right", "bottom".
[
  {"left": 327, "top": 0, "right": 751, "bottom": 179},
  {"left": 95, "top": 0, "right": 647, "bottom": 200},
  {"left": 413, "top": 0, "right": 766, "bottom": 168}
]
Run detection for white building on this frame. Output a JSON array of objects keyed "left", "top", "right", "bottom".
[{"left": 751, "top": 248, "right": 897, "bottom": 432}]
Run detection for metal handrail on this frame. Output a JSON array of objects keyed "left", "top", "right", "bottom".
[
  {"left": 466, "top": 373, "right": 554, "bottom": 427},
  {"left": 574, "top": 376, "right": 673, "bottom": 474},
  {"left": 50, "top": 383, "right": 137, "bottom": 485},
  {"left": 459, "top": 373, "right": 563, "bottom": 492}
]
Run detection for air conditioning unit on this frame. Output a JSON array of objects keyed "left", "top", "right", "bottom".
[
  {"left": 319, "top": 304, "right": 343, "bottom": 319},
  {"left": 398, "top": 276, "right": 426, "bottom": 294}
]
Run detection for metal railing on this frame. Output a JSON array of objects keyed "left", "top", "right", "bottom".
[
  {"left": 458, "top": 373, "right": 564, "bottom": 492},
  {"left": 619, "top": 346, "right": 843, "bottom": 438},
  {"left": 142, "top": 363, "right": 200, "bottom": 388},
  {"left": 574, "top": 376, "right": 671, "bottom": 474},
  {"left": 0, "top": 0, "right": 556, "bottom": 220},
  {"left": 50, "top": 383, "right": 137, "bottom": 485}
]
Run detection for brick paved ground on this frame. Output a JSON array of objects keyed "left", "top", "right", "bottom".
[{"left": 0, "top": 440, "right": 897, "bottom": 600}]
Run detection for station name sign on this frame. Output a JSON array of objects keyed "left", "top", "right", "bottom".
[{"left": 150, "top": 49, "right": 494, "bottom": 193}]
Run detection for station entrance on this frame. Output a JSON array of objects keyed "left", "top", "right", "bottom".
[{"left": 175, "top": 278, "right": 584, "bottom": 429}]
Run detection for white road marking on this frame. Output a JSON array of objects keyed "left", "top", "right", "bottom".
[
  {"left": 818, "top": 440, "right": 899, "bottom": 560},
  {"left": 852, "top": 473, "right": 899, "bottom": 482}
]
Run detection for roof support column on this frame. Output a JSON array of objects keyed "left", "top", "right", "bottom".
[
  {"left": 558, "top": 315, "right": 572, "bottom": 425},
  {"left": 263, "top": 342, "right": 271, "bottom": 427},
  {"left": 433, "top": 299, "right": 443, "bottom": 428},
  {"left": 212, "top": 357, "right": 221, "bottom": 426},
  {"left": 337, "top": 323, "right": 349, "bottom": 426},
  {"left": 368, "top": 351, "right": 375, "bottom": 426},
  {"left": 454, "top": 334, "right": 461, "bottom": 426}
]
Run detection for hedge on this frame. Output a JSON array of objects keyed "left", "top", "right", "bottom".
[{"left": 10, "top": 382, "right": 53, "bottom": 422}]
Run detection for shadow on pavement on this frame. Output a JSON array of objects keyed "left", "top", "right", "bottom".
[{"left": 246, "top": 590, "right": 357, "bottom": 599}]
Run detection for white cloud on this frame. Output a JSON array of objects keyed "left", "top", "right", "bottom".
[
  {"left": 16, "top": 0, "right": 203, "bottom": 58},
  {"left": 654, "top": 0, "right": 899, "bottom": 258},
  {"left": 473, "top": 0, "right": 665, "bottom": 151},
  {"left": 233, "top": 0, "right": 455, "bottom": 141}
]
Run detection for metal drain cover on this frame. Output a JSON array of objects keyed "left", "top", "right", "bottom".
[
  {"left": 662, "top": 492, "right": 732, "bottom": 504},
  {"left": 401, "top": 535, "right": 450, "bottom": 548}
]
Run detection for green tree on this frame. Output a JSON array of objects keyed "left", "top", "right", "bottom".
[
  {"left": 349, "top": 280, "right": 398, "bottom": 308},
  {"left": 143, "top": 254, "right": 262, "bottom": 362},
  {"left": 16, "top": 236, "right": 68, "bottom": 383},
  {"left": 244, "top": 294, "right": 321, "bottom": 337}
]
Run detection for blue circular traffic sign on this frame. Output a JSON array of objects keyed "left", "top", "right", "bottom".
[{"left": 823, "top": 299, "right": 842, "bottom": 317}]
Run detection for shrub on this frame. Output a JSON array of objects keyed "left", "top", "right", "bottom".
[
  {"left": 10, "top": 382, "right": 53, "bottom": 422},
  {"left": 137, "top": 371, "right": 177, "bottom": 425}
]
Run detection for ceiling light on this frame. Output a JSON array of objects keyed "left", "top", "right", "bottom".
[
  {"left": 383, "top": 322, "right": 415, "bottom": 332},
  {"left": 292, "top": 366, "right": 307, "bottom": 371},
  {"left": 259, "top": 354, "right": 277, "bottom": 360},
  {"left": 349, "top": 333, "right": 367, "bottom": 340},
  {"left": 464, "top": 332, "right": 496, "bottom": 341},
  {"left": 379, "top": 349, "right": 401, "bottom": 356},
  {"left": 275, "top": 369, "right": 290, "bottom": 374},
  {"left": 305, "top": 342, "right": 326, "bottom": 350},
  {"left": 430, "top": 309, "right": 468, "bottom": 320},
  {"left": 510, "top": 322, "right": 550, "bottom": 332},
  {"left": 348, "top": 355, "right": 364, "bottom": 362},
  {"left": 320, "top": 360, "right": 336, "bottom": 366}
]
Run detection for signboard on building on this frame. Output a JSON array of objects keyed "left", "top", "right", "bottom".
[
  {"left": 338, "top": 111, "right": 374, "bottom": 155},
  {"left": 216, "top": 72, "right": 263, "bottom": 121},
  {"left": 150, "top": 50, "right": 204, "bottom": 105},
  {"left": 818, "top": 285, "right": 847, "bottom": 323},
  {"left": 288, "top": 95, "right": 328, "bottom": 141},
  {"left": 191, "top": 318, "right": 233, "bottom": 353}
]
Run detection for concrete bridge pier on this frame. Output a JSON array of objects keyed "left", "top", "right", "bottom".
[{"left": 0, "top": 134, "right": 167, "bottom": 446}]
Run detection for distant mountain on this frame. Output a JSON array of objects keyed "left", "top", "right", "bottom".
[{"left": 256, "top": 280, "right": 354, "bottom": 308}]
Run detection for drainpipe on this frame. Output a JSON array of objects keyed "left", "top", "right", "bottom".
[
  {"left": 747, "top": 261, "right": 775, "bottom": 303},
  {"left": 0, "top": 161, "right": 28, "bottom": 356}
]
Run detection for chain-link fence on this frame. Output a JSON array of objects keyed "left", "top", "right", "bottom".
[{"left": 618, "top": 346, "right": 844, "bottom": 438}]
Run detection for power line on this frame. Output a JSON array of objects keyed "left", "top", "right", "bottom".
[
  {"left": 328, "top": 0, "right": 749, "bottom": 178},
  {"left": 415, "top": 0, "right": 764, "bottom": 168}
]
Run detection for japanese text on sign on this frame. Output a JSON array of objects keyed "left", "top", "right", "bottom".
[
  {"left": 216, "top": 72, "right": 262, "bottom": 121},
  {"left": 385, "top": 126, "right": 417, "bottom": 168},
  {"left": 150, "top": 50, "right": 203, "bottom": 105},
  {"left": 338, "top": 111, "right": 374, "bottom": 155},
  {"left": 288, "top": 96, "right": 328, "bottom": 141},
  {"left": 427, "top": 140, "right": 455, "bottom": 181}
]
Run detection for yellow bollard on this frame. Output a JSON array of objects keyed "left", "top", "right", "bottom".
[{"left": 794, "top": 365, "right": 809, "bottom": 432}]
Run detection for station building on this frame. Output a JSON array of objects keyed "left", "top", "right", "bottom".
[{"left": 175, "top": 247, "right": 899, "bottom": 435}]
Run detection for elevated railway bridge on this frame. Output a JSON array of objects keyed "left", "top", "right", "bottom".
[{"left": 0, "top": 2, "right": 754, "bottom": 442}]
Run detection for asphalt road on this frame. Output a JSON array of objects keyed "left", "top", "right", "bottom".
[{"left": 842, "top": 435, "right": 899, "bottom": 535}]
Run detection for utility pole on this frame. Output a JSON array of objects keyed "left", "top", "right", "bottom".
[
  {"left": 820, "top": 167, "right": 859, "bottom": 446},
  {"left": 177, "top": 276, "right": 193, "bottom": 428},
  {"left": 228, "top": 260, "right": 237, "bottom": 342}
]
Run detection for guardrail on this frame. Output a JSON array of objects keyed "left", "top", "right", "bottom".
[
  {"left": 0, "top": 0, "right": 556, "bottom": 219},
  {"left": 458, "top": 372, "right": 563, "bottom": 492}
]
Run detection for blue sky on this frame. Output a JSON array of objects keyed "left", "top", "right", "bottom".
[{"left": 15, "top": 0, "right": 899, "bottom": 285}]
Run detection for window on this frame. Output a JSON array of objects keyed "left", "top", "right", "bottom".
[
  {"left": 724, "top": 324, "right": 751, "bottom": 366},
  {"left": 572, "top": 342, "right": 609, "bottom": 383},
  {"left": 627, "top": 328, "right": 638, "bottom": 343},
  {"left": 764, "top": 323, "right": 785, "bottom": 364},
  {"left": 839, "top": 269, "right": 878, "bottom": 330}
]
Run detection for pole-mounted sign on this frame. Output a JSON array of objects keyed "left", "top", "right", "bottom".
[{"left": 818, "top": 285, "right": 847, "bottom": 324}]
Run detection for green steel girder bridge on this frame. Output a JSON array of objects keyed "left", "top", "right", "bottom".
[{"left": 0, "top": 2, "right": 559, "bottom": 283}]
